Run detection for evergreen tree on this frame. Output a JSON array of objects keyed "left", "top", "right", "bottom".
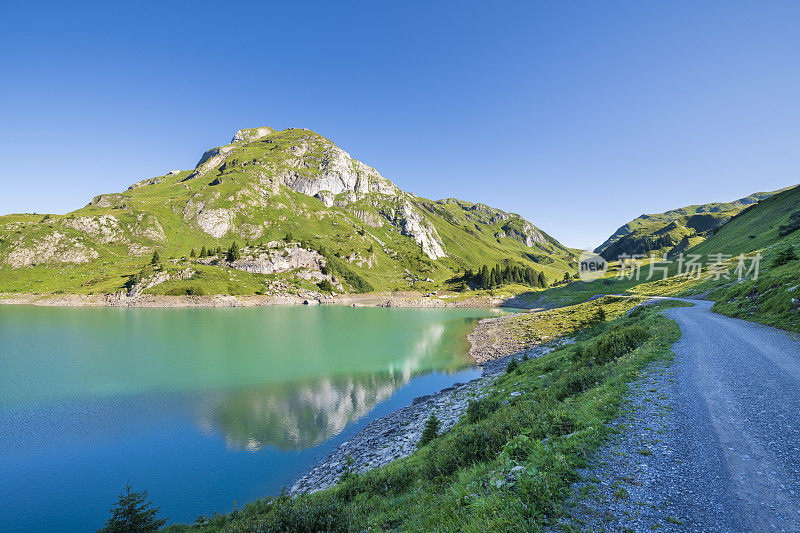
[
  {"left": 190, "top": 249, "right": 196, "bottom": 258},
  {"left": 418, "top": 414, "right": 441, "bottom": 447},
  {"left": 216, "top": 246, "right": 222, "bottom": 255},
  {"left": 479, "top": 265, "right": 490, "bottom": 288},
  {"left": 226, "top": 241, "right": 241, "bottom": 262},
  {"left": 199, "top": 246, "right": 207, "bottom": 258},
  {"left": 562, "top": 272, "right": 570, "bottom": 283},
  {"left": 538, "top": 271, "right": 548, "bottom": 288},
  {"left": 525, "top": 267, "right": 536, "bottom": 286},
  {"left": 149, "top": 251, "right": 160, "bottom": 265},
  {"left": 98, "top": 481, "right": 167, "bottom": 533}
]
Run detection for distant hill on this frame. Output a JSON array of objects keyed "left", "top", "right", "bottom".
[
  {"left": 595, "top": 190, "right": 784, "bottom": 259},
  {"left": 685, "top": 184, "right": 800, "bottom": 258},
  {"left": 0, "top": 126, "right": 575, "bottom": 296}
]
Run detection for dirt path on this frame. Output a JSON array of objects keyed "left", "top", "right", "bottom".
[{"left": 565, "top": 300, "right": 800, "bottom": 531}]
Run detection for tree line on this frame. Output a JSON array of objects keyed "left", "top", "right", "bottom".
[{"left": 456, "top": 263, "right": 548, "bottom": 290}]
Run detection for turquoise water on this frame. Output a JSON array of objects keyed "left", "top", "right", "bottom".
[{"left": 0, "top": 305, "right": 497, "bottom": 532}]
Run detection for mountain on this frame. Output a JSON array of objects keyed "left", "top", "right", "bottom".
[
  {"left": 0, "top": 126, "right": 575, "bottom": 296},
  {"left": 594, "top": 189, "right": 784, "bottom": 259},
  {"left": 685, "top": 184, "right": 800, "bottom": 258}
]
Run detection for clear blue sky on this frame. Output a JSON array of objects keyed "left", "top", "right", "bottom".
[{"left": 1, "top": 1, "right": 798, "bottom": 249}]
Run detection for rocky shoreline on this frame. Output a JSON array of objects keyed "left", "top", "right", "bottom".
[
  {"left": 0, "top": 291, "right": 539, "bottom": 309},
  {"left": 290, "top": 314, "right": 569, "bottom": 495}
]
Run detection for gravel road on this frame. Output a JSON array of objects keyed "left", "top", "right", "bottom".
[{"left": 565, "top": 299, "right": 800, "bottom": 532}]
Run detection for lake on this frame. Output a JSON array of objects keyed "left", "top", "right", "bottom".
[{"left": 0, "top": 305, "right": 498, "bottom": 532}]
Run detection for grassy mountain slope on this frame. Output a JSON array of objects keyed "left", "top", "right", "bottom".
[
  {"left": 682, "top": 184, "right": 800, "bottom": 258},
  {"left": 0, "top": 126, "right": 575, "bottom": 296},
  {"left": 595, "top": 190, "right": 781, "bottom": 259},
  {"left": 668, "top": 184, "right": 800, "bottom": 331},
  {"left": 531, "top": 184, "right": 800, "bottom": 316}
]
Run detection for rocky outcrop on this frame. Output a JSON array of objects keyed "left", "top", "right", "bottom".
[
  {"left": 186, "top": 145, "right": 237, "bottom": 181},
  {"left": 231, "top": 126, "right": 276, "bottom": 143},
  {"left": 280, "top": 146, "right": 398, "bottom": 202},
  {"left": 61, "top": 214, "right": 123, "bottom": 244},
  {"left": 89, "top": 193, "right": 126, "bottom": 208},
  {"left": 230, "top": 245, "right": 325, "bottom": 275},
  {"left": 125, "top": 268, "right": 196, "bottom": 297},
  {"left": 4, "top": 232, "right": 99, "bottom": 267},
  {"left": 392, "top": 200, "right": 446, "bottom": 260},
  {"left": 127, "top": 177, "right": 164, "bottom": 191},
  {"left": 195, "top": 208, "right": 234, "bottom": 238},
  {"left": 501, "top": 218, "right": 548, "bottom": 247},
  {"left": 130, "top": 214, "right": 167, "bottom": 242}
]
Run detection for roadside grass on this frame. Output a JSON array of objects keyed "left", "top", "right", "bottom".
[{"left": 163, "top": 300, "right": 686, "bottom": 532}]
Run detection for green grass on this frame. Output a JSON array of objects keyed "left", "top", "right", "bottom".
[{"left": 162, "top": 299, "right": 686, "bottom": 532}]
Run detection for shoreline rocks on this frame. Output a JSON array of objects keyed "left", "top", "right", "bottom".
[{"left": 0, "top": 291, "right": 536, "bottom": 309}]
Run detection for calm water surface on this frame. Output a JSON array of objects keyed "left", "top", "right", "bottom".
[{"left": 0, "top": 305, "right": 499, "bottom": 532}]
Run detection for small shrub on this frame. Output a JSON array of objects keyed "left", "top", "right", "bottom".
[
  {"left": 466, "top": 397, "right": 502, "bottom": 423},
  {"left": 501, "top": 433, "right": 535, "bottom": 461},
  {"left": 772, "top": 246, "right": 798, "bottom": 267},
  {"left": 543, "top": 410, "right": 577, "bottom": 437},
  {"left": 317, "top": 280, "right": 335, "bottom": 292},
  {"left": 506, "top": 358, "right": 519, "bottom": 373},
  {"left": 98, "top": 481, "right": 167, "bottom": 533},
  {"left": 778, "top": 212, "right": 800, "bottom": 237},
  {"left": 577, "top": 322, "right": 650, "bottom": 366},
  {"left": 418, "top": 414, "right": 441, "bottom": 447},
  {"left": 165, "top": 286, "right": 206, "bottom": 296},
  {"left": 549, "top": 366, "right": 602, "bottom": 401}
]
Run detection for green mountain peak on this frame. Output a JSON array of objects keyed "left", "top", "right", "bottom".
[{"left": 0, "top": 126, "right": 575, "bottom": 296}]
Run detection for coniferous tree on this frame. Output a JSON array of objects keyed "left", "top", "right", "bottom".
[
  {"left": 150, "top": 251, "right": 160, "bottom": 265},
  {"left": 190, "top": 249, "right": 196, "bottom": 258},
  {"left": 98, "top": 481, "right": 167, "bottom": 533},
  {"left": 479, "top": 265, "right": 490, "bottom": 288},
  {"left": 418, "top": 414, "right": 441, "bottom": 447},
  {"left": 226, "top": 241, "right": 241, "bottom": 262},
  {"left": 200, "top": 246, "right": 207, "bottom": 258},
  {"left": 538, "top": 271, "right": 548, "bottom": 288},
  {"left": 525, "top": 267, "right": 536, "bottom": 286}
]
